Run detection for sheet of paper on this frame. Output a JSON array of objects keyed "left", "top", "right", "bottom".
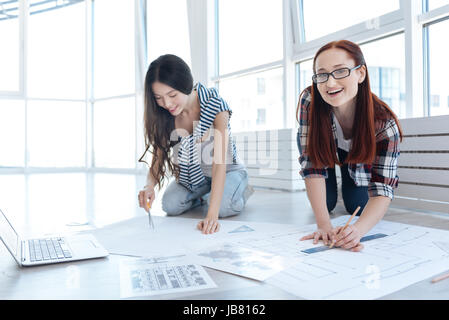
[
  {"left": 119, "top": 256, "right": 216, "bottom": 298},
  {"left": 85, "top": 215, "right": 296, "bottom": 258},
  {"left": 261, "top": 216, "right": 449, "bottom": 299},
  {"left": 190, "top": 242, "right": 298, "bottom": 281}
]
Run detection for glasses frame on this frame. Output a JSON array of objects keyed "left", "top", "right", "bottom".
[{"left": 312, "top": 64, "right": 362, "bottom": 84}]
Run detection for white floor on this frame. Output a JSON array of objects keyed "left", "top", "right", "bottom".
[{"left": 2, "top": 172, "right": 449, "bottom": 239}]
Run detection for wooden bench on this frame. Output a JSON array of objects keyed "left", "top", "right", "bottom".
[{"left": 393, "top": 115, "right": 449, "bottom": 213}]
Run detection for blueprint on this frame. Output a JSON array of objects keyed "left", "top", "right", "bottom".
[
  {"left": 119, "top": 256, "right": 216, "bottom": 298},
  {"left": 255, "top": 216, "right": 449, "bottom": 299}
]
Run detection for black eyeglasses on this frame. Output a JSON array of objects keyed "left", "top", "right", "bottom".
[{"left": 312, "top": 65, "right": 362, "bottom": 84}]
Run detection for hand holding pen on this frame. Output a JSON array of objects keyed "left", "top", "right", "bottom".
[{"left": 138, "top": 185, "right": 155, "bottom": 229}]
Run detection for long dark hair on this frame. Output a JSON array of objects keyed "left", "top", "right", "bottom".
[
  {"left": 139, "top": 54, "right": 194, "bottom": 188},
  {"left": 296, "top": 40, "right": 403, "bottom": 168}
]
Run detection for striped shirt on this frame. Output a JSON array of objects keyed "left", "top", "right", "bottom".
[
  {"left": 297, "top": 89, "right": 401, "bottom": 200},
  {"left": 175, "top": 82, "right": 243, "bottom": 190}
]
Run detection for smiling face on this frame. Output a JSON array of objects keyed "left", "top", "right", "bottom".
[
  {"left": 314, "top": 48, "right": 366, "bottom": 109},
  {"left": 152, "top": 81, "right": 189, "bottom": 116}
]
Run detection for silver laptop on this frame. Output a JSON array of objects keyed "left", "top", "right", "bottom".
[{"left": 0, "top": 208, "right": 108, "bottom": 267}]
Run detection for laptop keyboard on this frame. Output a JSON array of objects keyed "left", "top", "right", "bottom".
[{"left": 28, "top": 237, "right": 72, "bottom": 262}]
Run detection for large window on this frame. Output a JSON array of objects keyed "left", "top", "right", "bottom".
[
  {"left": 300, "top": 0, "right": 400, "bottom": 42},
  {"left": 28, "top": 0, "right": 86, "bottom": 99},
  {"left": 27, "top": 100, "right": 86, "bottom": 167},
  {"left": 0, "top": 1, "right": 20, "bottom": 92},
  {"left": 0, "top": 100, "right": 25, "bottom": 167},
  {"left": 219, "top": 68, "right": 283, "bottom": 132},
  {"left": 428, "top": 0, "right": 449, "bottom": 10},
  {"left": 146, "top": 0, "right": 191, "bottom": 66},
  {"left": 216, "top": 0, "right": 283, "bottom": 132},
  {"left": 93, "top": 97, "right": 136, "bottom": 168},
  {"left": 218, "top": 0, "right": 282, "bottom": 74},
  {"left": 93, "top": 0, "right": 135, "bottom": 99},
  {"left": 361, "top": 34, "right": 406, "bottom": 118},
  {"left": 426, "top": 18, "right": 449, "bottom": 116}
]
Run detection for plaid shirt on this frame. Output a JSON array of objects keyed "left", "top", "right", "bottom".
[{"left": 297, "top": 89, "right": 400, "bottom": 200}]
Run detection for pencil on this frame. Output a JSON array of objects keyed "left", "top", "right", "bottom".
[
  {"left": 431, "top": 272, "right": 449, "bottom": 283},
  {"left": 329, "top": 206, "right": 361, "bottom": 249}
]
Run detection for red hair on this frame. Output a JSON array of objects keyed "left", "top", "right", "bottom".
[{"left": 297, "top": 40, "right": 403, "bottom": 168}]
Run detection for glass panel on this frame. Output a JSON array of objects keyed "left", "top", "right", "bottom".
[
  {"left": 147, "top": 0, "right": 191, "bottom": 66},
  {"left": 302, "top": 0, "right": 400, "bottom": 42},
  {"left": 28, "top": 0, "right": 86, "bottom": 99},
  {"left": 219, "top": 68, "right": 283, "bottom": 132},
  {"left": 428, "top": 19, "right": 449, "bottom": 116},
  {"left": 94, "top": 0, "right": 135, "bottom": 98},
  {"left": 0, "top": 100, "right": 25, "bottom": 167},
  {"left": 0, "top": 2, "right": 20, "bottom": 92},
  {"left": 28, "top": 173, "right": 86, "bottom": 234},
  {"left": 27, "top": 100, "right": 86, "bottom": 167},
  {"left": 93, "top": 97, "right": 136, "bottom": 168},
  {"left": 297, "top": 59, "right": 314, "bottom": 96},
  {"left": 0, "top": 175, "right": 26, "bottom": 234},
  {"left": 218, "top": 0, "right": 283, "bottom": 74},
  {"left": 428, "top": 0, "right": 449, "bottom": 10},
  {"left": 360, "top": 34, "right": 406, "bottom": 118},
  {"left": 93, "top": 173, "right": 138, "bottom": 227}
]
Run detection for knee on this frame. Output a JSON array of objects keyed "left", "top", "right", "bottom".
[
  {"left": 218, "top": 198, "right": 244, "bottom": 218},
  {"left": 343, "top": 196, "right": 367, "bottom": 216},
  {"left": 162, "top": 193, "right": 186, "bottom": 216}
]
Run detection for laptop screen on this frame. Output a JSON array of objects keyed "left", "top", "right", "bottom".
[{"left": 0, "top": 209, "right": 19, "bottom": 258}]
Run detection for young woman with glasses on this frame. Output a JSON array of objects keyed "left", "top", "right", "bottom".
[
  {"left": 296, "top": 40, "right": 402, "bottom": 251},
  {"left": 137, "top": 54, "right": 253, "bottom": 234}
]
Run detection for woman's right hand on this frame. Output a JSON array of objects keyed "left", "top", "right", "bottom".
[
  {"left": 300, "top": 225, "right": 336, "bottom": 246},
  {"left": 138, "top": 185, "right": 156, "bottom": 212}
]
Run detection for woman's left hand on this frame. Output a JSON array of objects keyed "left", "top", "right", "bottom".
[
  {"left": 332, "top": 224, "right": 364, "bottom": 252},
  {"left": 197, "top": 215, "right": 220, "bottom": 234}
]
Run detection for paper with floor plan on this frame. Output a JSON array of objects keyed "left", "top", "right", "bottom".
[
  {"left": 119, "top": 256, "right": 216, "bottom": 298},
  {"left": 252, "top": 216, "right": 449, "bottom": 300},
  {"left": 87, "top": 214, "right": 449, "bottom": 299}
]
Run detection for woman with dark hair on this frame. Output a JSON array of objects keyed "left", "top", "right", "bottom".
[
  {"left": 137, "top": 54, "right": 252, "bottom": 234},
  {"left": 297, "top": 40, "right": 402, "bottom": 251}
]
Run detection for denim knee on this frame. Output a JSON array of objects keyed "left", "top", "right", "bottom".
[{"left": 162, "top": 192, "right": 188, "bottom": 216}]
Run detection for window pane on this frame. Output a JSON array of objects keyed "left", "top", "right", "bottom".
[
  {"left": 93, "top": 173, "right": 138, "bottom": 227},
  {"left": 428, "top": 0, "right": 449, "bottom": 10},
  {"left": 28, "top": 173, "right": 86, "bottom": 234},
  {"left": 93, "top": 97, "right": 136, "bottom": 168},
  {"left": 94, "top": 0, "right": 135, "bottom": 98},
  {"left": 297, "top": 59, "right": 313, "bottom": 96},
  {"left": 0, "top": 100, "right": 25, "bottom": 167},
  {"left": 0, "top": 3, "right": 20, "bottom": 92},
  {"left": 219, "top": 0, "right": 283, "bottom": 74},
  {"left": 28, "top": 1, "right": 86, "bottom": 99},
  {"left": 147, "top": 0, "right": 191, "bottom": 66},
  {"left": 428, "top": 19, "right": 449, "bottom": 116},
  {"left": 28, "top": 101, "right": 86, "bottom": 167},
  {"left": 302, "top": 0, "right": 399, "bottom": 42},
  {"left": 360, "top": 34, "right": 406, "bottom": 118},
  {"left": 219, "top": 68, "right": 283, "bottom": 132}
]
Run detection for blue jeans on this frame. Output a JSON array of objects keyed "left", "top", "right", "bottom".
[
  {"left": 161, "top": 169, "right": 249, "bottom": 218},
  {"left": 326, "top": 148, "right": 368, "bottom": 215}
]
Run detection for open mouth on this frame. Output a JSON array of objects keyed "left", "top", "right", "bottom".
[
  {"left": 169, "top": 106, "right": 178, "bottom": 113},
  {"left": 327, "top": 88, "right": 343, "bottom": 97}
]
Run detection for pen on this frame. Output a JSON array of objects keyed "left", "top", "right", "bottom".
[
  {"left": 147, "top": 199, "right": 154, "bottom": 229},
  {"left": 431, "top": 272, "right": 449, "bottom": 284},
  {"left": 329, "top": 206, "right": 361, "bottom": 249}
]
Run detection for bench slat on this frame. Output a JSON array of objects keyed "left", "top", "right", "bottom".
[{"left": 398, "top": 168, "right": 449, "bottom": 186}]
